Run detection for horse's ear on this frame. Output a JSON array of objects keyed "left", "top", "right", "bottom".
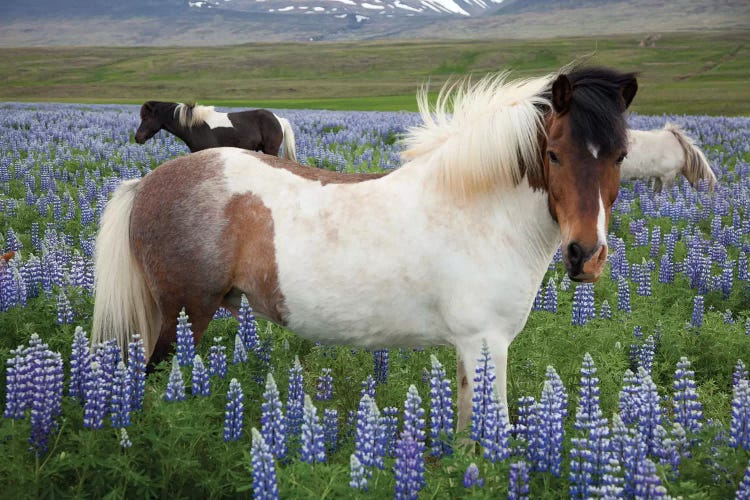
[
  {"left": 620, "top": 78, "right": 638, "bottom": 110},
  {"left": 551, "top": 74, "right": 573, "bottom": 114}
]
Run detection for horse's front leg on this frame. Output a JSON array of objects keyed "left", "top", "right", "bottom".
[{"left": 455, "top": 334, "right": 511, "bottom": 434}]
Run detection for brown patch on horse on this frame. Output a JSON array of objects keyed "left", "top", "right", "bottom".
[
  {"left": 1, "top": 251, "right": 15, "bottom": 263},
  {"left": 243, "top": 150, "right": 389, "bottom": 185},
  {"left": 222, "top": 192, "right": 288, "bottom": 325}
]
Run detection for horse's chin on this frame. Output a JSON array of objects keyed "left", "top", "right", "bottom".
[
  {"left": 135, "top": 137, "right": 146, "bottom": 144},
  {"left": 568, "top": 271, "right": 602, "bottom": 283}
]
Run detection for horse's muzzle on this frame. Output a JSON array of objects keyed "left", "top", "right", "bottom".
[
  {"left": 134, "top": 135, "right": 146, "bottom": 144},
  {"left": 564, "top": 243, "right": 607, "bottom": 282}
]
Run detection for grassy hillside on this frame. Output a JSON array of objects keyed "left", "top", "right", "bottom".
[{"left": 1, "top": 31, "right": 748, "bottom": 114}]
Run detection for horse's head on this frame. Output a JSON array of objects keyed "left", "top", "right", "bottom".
[
  {"left": 135, "top": 101, "right": 163, "bottom": 144},
  {"left": 543, "top": 68, "right": 638, "bottom": 282}
]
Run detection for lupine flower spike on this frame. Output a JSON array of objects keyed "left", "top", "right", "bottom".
[
  {"left": 251, "top": 427, "right": 280, "bottom": 500},
  {"left": 176, "top": 308, "right": 195, "bottom": 367}
]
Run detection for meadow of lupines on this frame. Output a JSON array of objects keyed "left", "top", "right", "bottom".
[{"left": 1, "top": 101, "right": 750, "bottom": 498}]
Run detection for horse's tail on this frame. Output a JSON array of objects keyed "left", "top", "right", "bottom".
[
  {"left": 275, "top": 114, "right": 297, "bottom": 162},
  {"left": 665, "top": 122, "right": 716, "bottom": 190},
  {"left": 92, "top": 179, "right": 160, "bottom": 360}
]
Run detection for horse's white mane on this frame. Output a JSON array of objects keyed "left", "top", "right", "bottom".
[
  {"left": 402, "top": 72, "right": 554, "bottom": 198},
  {"left": 174, "top": 103, "right": 216, "bottom": 128}
]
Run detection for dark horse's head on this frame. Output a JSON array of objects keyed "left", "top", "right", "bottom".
[
  {"left": 539, "top": 68, "right": 638, "bottom": 282},
  {"left": 135, "top": 101, "right": 169, "bottom": 144}
]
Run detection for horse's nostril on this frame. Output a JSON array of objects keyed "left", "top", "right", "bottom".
[{"left": 567, "top": 242, "right": 584, "bottom": 268}]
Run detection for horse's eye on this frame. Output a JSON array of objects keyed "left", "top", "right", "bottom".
[
  {"left": 547, "top": 151, "right": 559, "bottom": 164},
  {"left": 616, "top": 153, "right": 627, "bottom": 165}
]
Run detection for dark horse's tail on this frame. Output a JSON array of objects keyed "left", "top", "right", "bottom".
[
  {"left": 92, "top": 179, "right": 160, "bottom": 359},
  {"left": 274, "top": 114, "right": 297, "bottom": 162}
]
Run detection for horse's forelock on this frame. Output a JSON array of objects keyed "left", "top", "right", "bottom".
[{"left": 564, "top": 68, "right": 636, "bottom": 156}]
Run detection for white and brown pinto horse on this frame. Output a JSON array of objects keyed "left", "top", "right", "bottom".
[
  {"left": 134, "top": 101, "right": 297, "bottom": 161},
  {"left": 621, "top": 122, "right": 716, "bottom": 191},
  {"left": 94, "top": 67, "right": 637, "bottom": 430}
]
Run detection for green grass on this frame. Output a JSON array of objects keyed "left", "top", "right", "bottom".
[{"left": 1, "top": 30, "right": 749, "bottom": 114}]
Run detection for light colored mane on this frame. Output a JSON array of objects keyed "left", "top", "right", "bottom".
[
  {"left": 401, "top": 72, "right": 554, "bottom": 199},
  {"left": 174, "top": 103, "right": 216, "bottom": 128}
]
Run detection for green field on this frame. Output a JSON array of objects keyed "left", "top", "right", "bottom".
[{"left": 1, "top": 30, "right": 748, "bottom": 114}]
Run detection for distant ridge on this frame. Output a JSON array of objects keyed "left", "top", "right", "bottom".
[{"left": 0, "top": 0, "right": 747, "bottom": 45}]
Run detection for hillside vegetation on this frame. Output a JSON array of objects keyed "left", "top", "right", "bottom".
[{"left": 1, "top": 31, "right": 748, "bottom": 115}]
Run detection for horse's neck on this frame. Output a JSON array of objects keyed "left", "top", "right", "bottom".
[
  {"left": 404, "top": 161, "right": 561, "bottom": 276},
  {"left": 160, "top": 105, "right": 197, "bottom": 150}
]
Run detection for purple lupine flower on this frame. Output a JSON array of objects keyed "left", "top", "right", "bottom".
[
  {"left": 633, "top": 457, "right": 668, "bottom": 498},
  {"left": 543, "top": 277, "right": 558, "bottom": 313},
  {"left": 508, "top": 461, "right": 530, "bottom": 500},
  {"left": 463, "top": 463, "right": 484, "bottom": 488},
  {"left": 737, "top": 460, "right": 750, "bottom": 499},
  {"left": 734, "top": 360, "right": 748, "bottom": 387},
  {"left": 617, "top": 277, "right": 631, "bottom": 313},
  {"left": 262, "top": 373, "right": 287, "bottom": 459},
  {"left": 354, "top": 394, "right": 380, "bottom": 474},
  {"left": 165, "top": 356, "right": 186, "bottom": 402},
  {"left": 428, "top": 355, "right": 453, "bottom": 457},
  {"left": 176, "top": 308, "right": 195, "bottom": 367},
  {"left": 650, "top": 226, "right": 661, "bottom": 258},
  {"left": 286, "top": 356, "right": 305, "bottom": 441},
  {"left": 208, "top": 337, "right": 228, "bottom": 379},
  {"left": 83, "top": 361, "right": 108, "bottom": 429},
  {"left": 360, "top": 374, "right": 376, "bottom": 400},
  {"left": 238, "top": 294, "right": 258, "bottom": 351},
  {"left": 471, "top": 343, "right": 496, "bottom": 443},
  {"left": 691, "top": 295, "right": 704, "bottom": 330},
  {"left": 223, "top": 378, "right": 244, "bottom": 442},
  {"left": 192, "top": 354, "right": 210, "bottom": 397},
  {"left": 619, "top": 369, "right": 641, "bottom": 425},
  {"left": 323, "top": 408, "right": 339, "bottom": 453},
  {"left": 637, "top": 367, "right": 665, "bottom": 457},
  {"left": 529, "top": 376, "right": 565, "bottom": 476},
  {"left": 350, "top": 454, "right": 368, "bottom": 491},
  {"left": 373, "top": 348, "right": 389, "bottom": 384},
  {"left": 127, "top": 334, "right": 146, "bottom": 411},
  {"left": 482, "top": 389, "right": 512, "bottom": 463},
  {"left": 110, "top": 361, "right": 131, "bottom": 428},
  {"left": 251, "top": 427, "right": 280, "bottom": 500},
  {"left": 119, "top": 428, "right": 133, "bottom": 449},
  {"left": 673, "top": 357, "right": 703, "bottom": 434},
  {"left": 56, "top": 290, "right": 74, "bottom": 324},
  {"left": 659, "top": 253, "right": 674, "bottom": 283},
  {"left": 300, "top": 395, "right": 326, "bottom": 463},
  {"left": 599, "top": 299, "right": 611, "bottom": 319},
  {"left": 3, "top": 345, "right": 32, "bottom": 419},
  {"left": 659, "top": 422, "right": 687, "bottom": 479},
  {"left": 574, "top": 353, "right": 606, "bottom": 432},
  {"left": 513, "top": 396, "right": 536, "bottom": 457},
  {"left": 382, "top": 406, "right": 400, "bottom": 457},
  {"left": 393, "top": 432, "right": 424, "bottom": 500},
  {"left": 572, "top": 282, "right": 595, "bottom": 326},
  {"left": 316, "top": 367, "right": 333, "bottom": 401},
  {"left": 634, "top": 262, "right": 652, "bottom": 297},
  {"left": 730, "top": 378, "right": 750, "bottom": 449},
  {"left": 232, "top": 333, "right": 248, "bottom": 365},
  {"left": 640, "top": 335, "right": 656, "bottom": 374},
  {"left": 69, "top": 326, "right": 90, "bottom": 403},
  {"left": 561, "top": 274, "right": 571, "bottom": 291},
  {"left": 532, "top": 284, "right": 544, "bottom": 311},
  {"left": 29, "top": 348, "right": 64, "bottom": 456}
]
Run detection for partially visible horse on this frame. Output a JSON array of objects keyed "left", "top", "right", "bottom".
[
  {"left": 621, "top": 122, "right": 716, "bottom": 191},
  {"left": 94, "top": 67, "right": 637, "bottom": 430},
  {"left": 134, "top": 102, "right": 297, "bottom": 161}
]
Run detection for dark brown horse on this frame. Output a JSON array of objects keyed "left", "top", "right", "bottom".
[
  {"left": 134, "top": 101, "right": 296, "bottom": 161},
  {"left": 95, "top": 67, "right": 636, "bottom": 431}
]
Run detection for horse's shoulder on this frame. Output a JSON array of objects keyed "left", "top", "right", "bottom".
[{"left": 246, "top": 151, "right": 389, "bottom": 185}]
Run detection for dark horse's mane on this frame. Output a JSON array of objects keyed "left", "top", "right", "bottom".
[{"left": 559, "top": 67, "right": 638, "bottom": 156}]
